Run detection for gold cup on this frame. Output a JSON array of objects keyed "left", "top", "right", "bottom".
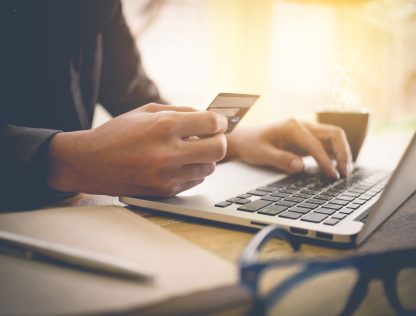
[{"left": 316, "top": 109, "right": 370, "bottom": 161}]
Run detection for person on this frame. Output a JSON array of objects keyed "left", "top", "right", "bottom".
[{"left": 0, "top": 0, "right": 352, "bottom": 210}]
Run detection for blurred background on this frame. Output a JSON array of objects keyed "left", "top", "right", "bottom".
[{"left": 95, "top": 0, "right": 416, "bottom": 135}]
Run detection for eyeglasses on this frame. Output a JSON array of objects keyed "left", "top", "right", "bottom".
[{"left": 240, "top": 225, "right": 416, "bottom": 316}]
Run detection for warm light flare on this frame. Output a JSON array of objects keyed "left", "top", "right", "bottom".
[{"left": 120, "top": 0, "right": 416, "bottom": 132}]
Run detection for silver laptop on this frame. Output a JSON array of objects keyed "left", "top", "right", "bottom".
[{"left": 121, "top": 133, "right": 416, "bottom": 245}]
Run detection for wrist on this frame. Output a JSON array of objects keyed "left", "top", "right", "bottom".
[
  {"left": 225, "top": 130, "right": 243, "bottom": 161},
  {"left": 46, "top": 130, "right": 89, "bottom": 192}
]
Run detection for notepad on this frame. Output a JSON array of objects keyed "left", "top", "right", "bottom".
[{"left": 0, "top": 206, "right": 244, "bottom": 315}]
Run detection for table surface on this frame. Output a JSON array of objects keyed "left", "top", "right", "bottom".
[{"left": 54, "top": 132, "right": 416, "bottom": 315}]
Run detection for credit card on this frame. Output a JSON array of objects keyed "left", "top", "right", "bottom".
[{"left": 206, "top": 93, "right": 260, "bottom": 133}]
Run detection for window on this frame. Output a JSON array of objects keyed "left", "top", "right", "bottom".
[{"left": 117, "top": 0, "right": 416, "bottom": 133}]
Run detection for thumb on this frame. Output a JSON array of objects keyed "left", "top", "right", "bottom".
[{"left": 261, "top": 145, "right": 304, "bottom": 174}]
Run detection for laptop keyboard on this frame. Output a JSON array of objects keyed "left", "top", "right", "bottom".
[{"left": 214, "top": 168, "right": 389, "bottom": 226}]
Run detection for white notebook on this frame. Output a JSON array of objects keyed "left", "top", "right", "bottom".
[{"left": 0, "top": 205, "right": 247, "bottom": 315}]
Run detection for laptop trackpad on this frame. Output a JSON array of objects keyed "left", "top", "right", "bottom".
[{"left": 178, "top": 160, "right": 284, "bottom": 201}]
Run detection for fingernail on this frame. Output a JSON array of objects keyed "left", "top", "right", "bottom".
[
  {"left": 347, "top": 162, "right": 354, "bottom": 175},
  {"left": 340, "top": 163, "right": 349, "bottom": 177},
  {"left": 290, "top": 159, "right": 304, "bottom": 173},
  {"left": 334, "top": 169, "right": 340, "bottom": 180}
]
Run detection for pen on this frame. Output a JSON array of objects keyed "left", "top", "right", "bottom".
[{"left": 0, "top": 230, "right": 154, "bottom": 281}]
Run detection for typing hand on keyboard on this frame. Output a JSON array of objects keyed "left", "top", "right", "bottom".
[{"left": 225, "top": 119, "right": 353, "bottom": 179}]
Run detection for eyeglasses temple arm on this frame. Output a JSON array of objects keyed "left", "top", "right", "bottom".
[
  {"left": 339, "top": 276, "right": 369, "bottom": 316},
  {"left": 240, "top": 225, "right": 300, "bottom": 265}
]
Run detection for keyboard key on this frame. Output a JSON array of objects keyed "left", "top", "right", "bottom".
[
  {"left": 270, "top": 192, "right": 289, "bottom": 198},
  {"left": 365, "top": 190, "right": 379, "bottom": 197},
  {"left": 368, "top": 186, "right": 382, "bottom": 192},
  {"left": 355, "top": 185, "right": 371, "bottom": 191},
  {"left": 306, "top": 198, "right": 326, "bottom": 205},
  {"left": 332, "top": 213, "right": 347, "bottom": 220},
  {"left": 278, "top": 189, "right": 297, "bottom": 194},
  {"left": 227, "top": 197, "right": 243, "bottom": 203},
  {"left": 257, "top": 186, "right": 276, "bottom": 193},
  {"left": 301, "top": 212, "right": 328, "bottom": 223},
  {"left": 300, "top": 189, "right": 319, "bottom": 195},
  {"left": 316, "top": 194, "right": 332, "bottom": 201},
  {"left": 321, "top": 203, "right": 343, "bottom": 210},
  {"left": 309, "top": 184, "right": 328, "bottom": 190},
  {"left": 339, "top": 208, "right": 354, "bottom": 214},
  {"left": 349, "top": 188, "right": 367, "bottom": 194},
  {"left": 275, "top": 200, "right": 297, "bottom": 207},
  {"left": 336, "top": 195, "right": 355, "bottom": 202},
  {"left": 261, "top": 196, "right": 281, "bottom": 202},
  {"left": 279, "top": 211, "right": 302, "bottom": 220},
  {"left": 323, "top": 189, "right": 340, "bottom": 195},
  {"left": 215, "top": 201, "right": 232, "bottom": 208},
  {"left": 238, "top": 194, "right": 251, "bottom": 199},
  {"left": 346, "top": 203, "right": 361, "bottom": 209},
  {"left": 343, "top": 191, "right": 361, "bottom": 198},
  {"left": 298, "top": 202, "right": 318, "bottom": 209},
  {"left": 258, "top": 205, "right": 288, "bottom": 216},
  {"left": 329, "top": 191, "right": 345, "bottom": 196},
  {"left": 237, "top": 200, "right": 272, "bottom": 212},
  {"left": 288, "top": 182, "right": 308, "bottom": 190},
  {"left": 324, "top": 218, "right": 340, "bottom": 226},
  {"left": 359, "top": 194, "right": 373, "bottom": 201},
  {"left": 354, "top": 199, "right": 367, "bottom": 205},
  {"left": 314, "top": 207, "right": 336, "bottom": 215},
  {"left": 289, "top": 207, "right": 311, "bottom": 215},
  {"left": 284, "top": 196, "right": 304, "bottom": 203},
  {"left": 327, "top": 187, "right": 344, "bottom": 193},
  {"left": 329, "top": 199, "right": 349, "bottom": 206},
  {"left": 247, "top": 190, "right": 268, "bottom": 196},
  {"left": 234, "top": 198, "right": 251, "bottom": 205},
  {"left": 293, "top": 193, "right": 312, "bottom": 199}
]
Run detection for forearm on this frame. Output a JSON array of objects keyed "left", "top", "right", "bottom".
[
  {"left": 224, "top": 128, "right": 251, "bottom": 162},
  {"left": 46, "top": 130, "right": 89, "bottom": 193}
]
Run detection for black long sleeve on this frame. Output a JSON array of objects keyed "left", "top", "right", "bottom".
[
  {"left": 0, "top": 0, "right": 163, "bottom": 210},
  {"left": 0, "top": 124, "right": 64, "bottom": 210},
  {"left": 98, "top": 1, "right": 165, "bottom": 116}
]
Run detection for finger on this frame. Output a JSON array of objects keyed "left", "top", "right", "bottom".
[
  {"left": 173, "top": 163, "right": 216, "bottom": 182},
  {"left": 289, "top": 122, "right": 339, "bottom": 179},
  {"left": 138, "top": 103, "right": 198, "bottom": 113},
  {"left": 304, "top": 122, "right": 353, "bottom": 176},
  {"left": 173, "top": 111, "right": 228, "bottom": 137},
  {"left": 175, "top": 179, "right": 205, "bottom": 195},
  {"left": 180, "top": 133, "right": 227, "bottom": 164},
  {"left": 257, "top": 145, "right": 304, "bottom": 174}
]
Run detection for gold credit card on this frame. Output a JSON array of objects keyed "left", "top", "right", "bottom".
[{"left": 207, "top": 93, "right": 260, "bottom": 133}]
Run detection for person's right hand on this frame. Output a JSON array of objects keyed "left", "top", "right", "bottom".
[{"left": 47, "top": 103, "right": 228, "bottom": 197}]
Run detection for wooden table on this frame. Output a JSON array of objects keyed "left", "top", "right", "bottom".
[{"left": 56, "top": 133, "right": 415, "bottom": 315}]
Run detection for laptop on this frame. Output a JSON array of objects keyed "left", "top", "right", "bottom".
[{"left": 121, "top": 133, "right": 416, "bottom": 245}]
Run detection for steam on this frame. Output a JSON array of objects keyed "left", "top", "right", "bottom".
[{"left": 331, "top": 51, "right": 362, "bottom": 111}]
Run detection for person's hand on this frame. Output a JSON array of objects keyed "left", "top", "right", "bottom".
[
  {"left": 226, "top": 119, "right": 352, "bottom": 179},
  {"left": 47, "top": 103, "right": 228, "bottom": 197}
]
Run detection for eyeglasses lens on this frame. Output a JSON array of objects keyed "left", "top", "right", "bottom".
[
  {"left": 259, "top": 266, "right": 359, "bottom": 316},
  {"left": 396, "top": 267, "right": 416, "bottom": 312}
]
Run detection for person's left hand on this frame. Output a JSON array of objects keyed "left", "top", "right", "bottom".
[{"left": 225, "top": 119, "right": 353, "bottom": 179}]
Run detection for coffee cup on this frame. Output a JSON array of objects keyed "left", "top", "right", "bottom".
[{"left": 316, "top": 109, "right": 370, "bottom": 161}]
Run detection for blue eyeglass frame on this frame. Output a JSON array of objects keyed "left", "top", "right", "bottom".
[{"left": 239, "top": 225, "right": 416, "bottom": 316}]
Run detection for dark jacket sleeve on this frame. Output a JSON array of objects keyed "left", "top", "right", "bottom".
[
  {"left": 98, "top": 1, "right": 166, "bottom": 116},
  {"left": 0, "top": 124, "right": 71, "bottom": 211}
]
